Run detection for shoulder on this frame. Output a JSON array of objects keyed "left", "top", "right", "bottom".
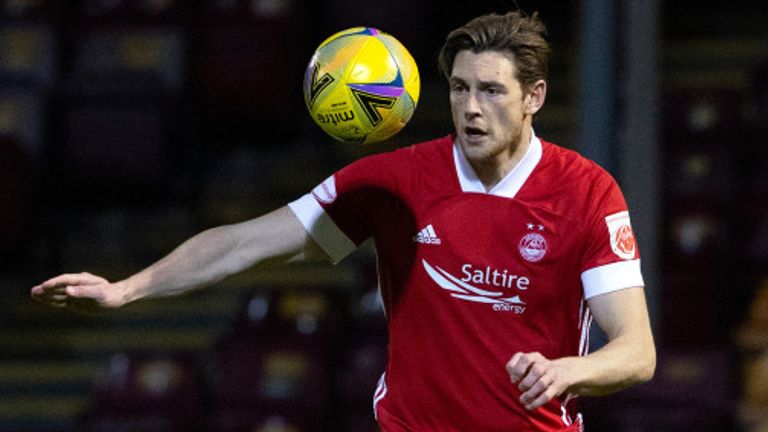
[
  {"left": 523, "top": 139, "right": 626, "bottom": 221},
  {"left": 539, "top": 140, "right": 619, "bottom": 194},
  {"left": 335, "top": 135, "right": 453, "bottom": 187},
  {"left": 390, "top": 134, "right": 454, "bottom": 165},
  {"left": 353, "top": 134, "right": 452, "bottom": 164},
  {"left": 541, "top": 141, "right": 612, "bottom": 178}
]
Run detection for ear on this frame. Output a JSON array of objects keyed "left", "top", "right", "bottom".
[{"left": 524, "top": 79, "right": 547, "bottom": 115}]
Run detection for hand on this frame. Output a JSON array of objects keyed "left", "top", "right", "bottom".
[
  {"left": 30, "top": 272, "right": 127, "bottom": 312},
  {"left": 506, "top": 352, "right": 576, "bottom": 410}
]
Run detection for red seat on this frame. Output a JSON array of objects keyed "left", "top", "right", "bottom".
[
  {"left": 192, "top": 0, "right": 310, "bottom": 143},
  {"left": 80, "top": 351, "right": 207, "bottom": 432},
  {"left": 209, "top": 287, "right": 349, "bottom": 429},
  {"left": 50, "top": 1, "right": 189, "bottom": 203},
  {"left": 210, "top": 334, "right": 333, "bottom": 426}
]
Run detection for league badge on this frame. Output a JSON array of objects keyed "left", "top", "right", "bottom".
[{"left": 605, "top": 211, "right": 636, "bottom": 259}]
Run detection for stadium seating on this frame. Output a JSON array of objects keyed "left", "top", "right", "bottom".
[
  {"left": 583, "top": 348, "right": 736, "bottom": 431},
  {"left": 192, "top": 0, "right": 310, "bottom": 144},
  {"left": 50, "top": 0, "right": 188, "bottom": 204},
  {"left": 209, "top": 287, "right": 347, "bottom": 431},
  {"left": 78, "top": 351, "right": 208, "bottom": 432}
]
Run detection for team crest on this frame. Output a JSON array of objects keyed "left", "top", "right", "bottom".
[
  {"left": 519, "top": 232, "right": 547, "bottom": 262},
  {"left": 312, "top": 176, "right": 337, "bottom": 204},
  {"left": 605, "top": 211, "right": 636, "bottom": 260}
]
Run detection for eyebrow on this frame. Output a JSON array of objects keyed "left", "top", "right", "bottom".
[{"left": 449, "top": 76, "right": 506, "bottom": 89}]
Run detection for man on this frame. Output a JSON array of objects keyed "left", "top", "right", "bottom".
[{"left": 31, "top": 10, "right": 655, "bottom": 432}]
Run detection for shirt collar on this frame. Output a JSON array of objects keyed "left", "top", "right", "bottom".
[{"left": 453, "top": 129, "right": 543, "bottom": 198}]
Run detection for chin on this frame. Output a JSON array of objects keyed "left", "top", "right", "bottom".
[{"left": 463, "top": 147, "right": 498, "bottom": 168}]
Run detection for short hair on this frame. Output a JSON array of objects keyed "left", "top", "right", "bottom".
[{"left": 438, "top": 11, "right": 551, "bottom": 90}]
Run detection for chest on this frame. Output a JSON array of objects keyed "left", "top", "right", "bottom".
[
  {"left": 413, "top": 193, "right": 581, "bottom": 265},
  {"left": 375, "top": 192, "right": 585, "bottom": 316}
]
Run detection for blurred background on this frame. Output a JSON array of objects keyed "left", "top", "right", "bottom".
[{"left": 1, "top": 0, "right": 767, "bottom": 431}]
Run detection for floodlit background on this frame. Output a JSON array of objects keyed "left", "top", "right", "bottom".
[{"left": 1, "top": 0, "right": 767, "bottom": 431}]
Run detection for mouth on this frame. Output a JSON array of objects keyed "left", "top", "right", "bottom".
[{"left": 464, "top": 126, "right": 487, "bottom": 139}]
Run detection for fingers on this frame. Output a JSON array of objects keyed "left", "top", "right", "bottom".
[
  {"left": 519, "top": 369, "right": 556, "bottom": 410},
  {"left": 30, "top": 283, "right": 67, "bottom": 302},
  {"left": 522, "top": 383, "right": 558, "bottom": 410},
  {"left": 506, "top": 352, "right": 566, "bottom": 411},
  {"left": 506, "top": 351, "right": 544, "bottom": 383},
  {"left": 30, "top": 273, "right": 106, "bottom": 304},
  {"left": 40, "top": 273, "right": 100, "bottom": 290}
]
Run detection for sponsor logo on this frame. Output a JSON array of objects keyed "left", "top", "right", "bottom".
[
  {"left": 311, "top": 176, "right": 337, "bottom": 204},
  {"left": 422, "top": 259, "right": 527, "bottom": 314},
  {"left": 413, "top": 224, "right": 441, "bottom": 245},
  {"left": 605, "top": 211, "right": 636, "bottom": 260},
  {"left": 460, "top": 263, "right": 529, "bottom": 290}
]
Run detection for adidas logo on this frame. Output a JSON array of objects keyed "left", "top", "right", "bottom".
[{"left": 414, "top": 224, "right": 442, "bottom": 245}]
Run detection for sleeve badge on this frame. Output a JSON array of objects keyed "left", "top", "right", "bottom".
[
  {"left": 312, "top": 175, "right": 337, "bottom": 204},
  {"left": 605, "top": 211, "right": 636, "bottom": 260}
]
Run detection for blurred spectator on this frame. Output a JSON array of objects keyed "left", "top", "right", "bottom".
[
  {"left": 736, "top": 279, "right": 768, "bottom": 352},
  {"left": 736, "top": 279, "right": 768, "bottom": 431},
  {"left": 739, "top": 350, "right": 768, "bottom": 432}
]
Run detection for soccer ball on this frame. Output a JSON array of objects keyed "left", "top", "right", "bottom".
[{"left": 304, "top": 27, "right": 420, "bottom": 144}]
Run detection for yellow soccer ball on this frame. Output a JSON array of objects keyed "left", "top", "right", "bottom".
[{"left": 304, "top": 27, "right": 420, "bottom": 144}]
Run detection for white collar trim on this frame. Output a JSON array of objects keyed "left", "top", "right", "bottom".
[{"left": 453, "top": 130, "right": 543, "bottom": 198}]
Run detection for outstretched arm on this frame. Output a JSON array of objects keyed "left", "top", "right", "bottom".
[
  {"left": 30, "top": 206, "right": 327, "bottom": 311},
  {"left": 506, "top": 286, "right": 656, "bottom": 410}
]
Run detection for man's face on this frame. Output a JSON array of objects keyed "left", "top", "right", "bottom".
[{"left": 449, "top": 50, "right": 530, "bottom": 166}]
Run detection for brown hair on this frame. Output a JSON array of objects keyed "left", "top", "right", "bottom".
[{"left": 438, "top": 11, "right": 551, "bottom": 90}]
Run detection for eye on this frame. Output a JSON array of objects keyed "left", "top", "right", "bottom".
[{"left": 451, "top": 83, "right": 467, "bottom": 93}]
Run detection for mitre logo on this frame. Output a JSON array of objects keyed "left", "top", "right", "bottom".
[
  {"left": 605, "top": 211, "right": 636, "bottom": 260},
  {"left": 422, "top": 259, "right": 527, "bottom": 314}
]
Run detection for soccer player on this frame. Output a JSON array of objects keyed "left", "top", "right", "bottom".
[{"left": 31, "top": 10, "right": 656, "bottom": 432}]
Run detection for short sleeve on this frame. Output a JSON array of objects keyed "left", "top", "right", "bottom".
[
  {"left": 289, "top": 150, "right": 405, "bottom": 263},
  {"left": 579, "top": 174, "right": 644, "bottom": 299}
]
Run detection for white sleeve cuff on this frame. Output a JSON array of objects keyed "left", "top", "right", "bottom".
[
  {"left": 288, "top": 193, "right": 357, "bottom": 264},
  {"left": 581, "top": 259, "right": 644, "bottom": 299}
]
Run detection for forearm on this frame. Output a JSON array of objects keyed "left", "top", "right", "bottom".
[
  {"left": 118, "top": 206, "right": 312, "bottom": 305},
  {"left": 565, "top": 286, "right": 656, "bottom": 396},
  {"left": 564, "top": 332, "right": 656, "bottom": 397},
  {"left": 118, "top": 225, "right": 249, "bottom": 303},
  {"left": 30, "top": 207, "right": 316, "bottom": 311}
]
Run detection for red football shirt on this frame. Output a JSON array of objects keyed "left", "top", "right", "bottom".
[{"left": 289, "top": 133, "right": 644, "bottom": 431}]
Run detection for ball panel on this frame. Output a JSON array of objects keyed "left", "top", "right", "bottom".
[
  {"left": 363, "top": 91, "right": 415, "bottom": 144},
  {"left": 346, "top": 37, "right": 399, "bottom": 86},
  {"left": 304, "top": 55, "right": 335, "bottom": 110},
  {"left": 313, "top": 85, "right": 365, "bottom": 143},
  {"left": 317, "top": 27, "right": 369, "bottom": 49},
  {"left": 378, "top": 35, "right": 420, "bottom": 105}
]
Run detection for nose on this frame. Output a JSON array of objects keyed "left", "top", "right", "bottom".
[{"left": 464, "top": 90, "right": 481, "bottom": 119}]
